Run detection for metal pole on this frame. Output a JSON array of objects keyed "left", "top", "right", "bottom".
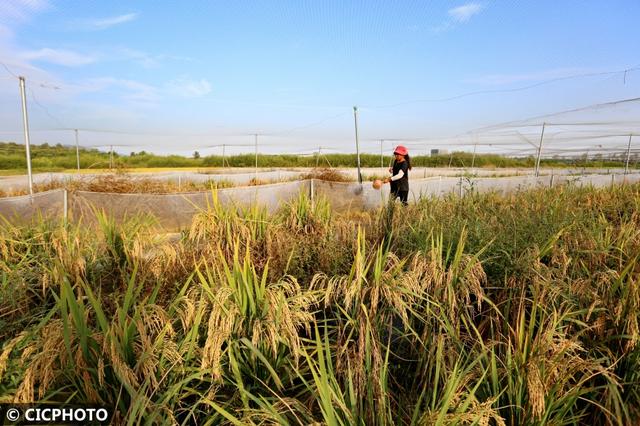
[
  {"left": 222, "top": 144, "right": 226, "bottom": 168},
  {"left": 353, "top": 107, "right": 362, "bottom": 183},
  {"left": 624, "top": 134, "right": 632, "bottom": 175},
  {"left": 471, "top": 141, "right": 477, "bottom": 170},
  {"left": 424, "top": 144, "right": 427, "bottom": 177},
  {"left": 535, "top": 122, "right": 546, "bottom": 177},
  {"left": 254, "top": 134, "right": 258, "bottom": 180},
  {"left": 74, "top": 129, "right": 80, "bottom": 171},
  {"left": 583, "top": 149, "right": 588, "bottom": 176},
  {"left": 18, "top": 76, "right": 34, "bottom": 197}
]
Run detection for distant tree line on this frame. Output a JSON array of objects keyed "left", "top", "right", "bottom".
[{"left": 0, "top": 142, "right": 637, "bottom": 171}]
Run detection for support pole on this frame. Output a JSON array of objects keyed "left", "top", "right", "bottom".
[
  {"left": 353, "top": 106, "right": 362, "bottom": 184},
  {"left": 74, "top": 129, "right": 80, "bottom": 171},
  {"left": 471, "top": 141, "right": 478, "bottom": 170},
  {"left": 18, "top": 76, "right": 34, "bottom": 197},
  {"left": 222, "top": 144, "right": 226, "bottom": 168},
  {"left": 424, "top": 144, "right": 428, "bottom": 177},
  {"left": 254, "top": 134, "right": 258, "bottom": 180},
  {"left": 535, "top": 122, "right": 546, "bottom": 177},
  {"left": 624, "top": 134, "right": 632, "bottom": 175}
]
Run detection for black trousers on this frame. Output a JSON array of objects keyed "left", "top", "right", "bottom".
[{"left": 391, "top": 189, "right": 409, "bottom": 205}]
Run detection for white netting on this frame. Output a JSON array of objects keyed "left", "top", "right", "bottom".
[
  {"left": 0, "top": 189, "right": 65, "bottom": 224},
  {"left": 71, "top": 180, "right": 309, "bottom": 229},
  {"left": 316, "top": 173, "right": 640, "bottom": 211},
  {"left": 1, "top": 174, "right": 639, "bottom": 229},
  {"left": 0, "top": 170, "right": 306, "bottom": 193}
]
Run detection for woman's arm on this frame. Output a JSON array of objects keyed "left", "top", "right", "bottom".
[{"left": 384, "top": 169, "right": 404, "bottom": 183}]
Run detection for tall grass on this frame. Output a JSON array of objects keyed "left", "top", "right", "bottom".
[{"left": 1, "top": 183, "right": 639, "bottom": 424}]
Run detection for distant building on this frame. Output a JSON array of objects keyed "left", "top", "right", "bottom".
[{"left": 430, "top": 149, "right": 448, "bottom": 156}]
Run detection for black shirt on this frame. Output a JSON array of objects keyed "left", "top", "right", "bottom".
[{"left": 390, "top": 160, "right": 409, "bottom": 192}]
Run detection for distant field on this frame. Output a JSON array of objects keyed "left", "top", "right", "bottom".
[{"left": 1, "top": 141, "right": 636, "bottom": 176}]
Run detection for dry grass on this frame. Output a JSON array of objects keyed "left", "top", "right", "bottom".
[
  {"left": 0, "top": 174, "right": 237, "bottom": 197},
  {"left": 302, "top": 167, "right": 353, "bottom": 182}
]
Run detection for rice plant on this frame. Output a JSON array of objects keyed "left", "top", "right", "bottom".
[{"left": 1, "top": 182, "right": 639, "bottom": 424}]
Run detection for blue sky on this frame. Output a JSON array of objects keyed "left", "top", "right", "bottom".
[{"left": 1, "top": 0, "right": 639, "bottom": 156}]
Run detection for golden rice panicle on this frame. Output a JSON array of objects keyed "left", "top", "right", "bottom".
[
  {"left": 0, "top": 332, "right": 27, "bottom": 382},
  {"left": 14, "top": 320, "right": 66, "bottom": 403},
  {"left": 201, "top": 288, "right": 236, "bottom": 381}
]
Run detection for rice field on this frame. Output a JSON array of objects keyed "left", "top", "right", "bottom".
[{"left": 1, "top": 183, "right": 639, "bottom": 425}]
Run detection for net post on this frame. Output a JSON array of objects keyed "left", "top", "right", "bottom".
[
  {"left": 624, "top": 134, "right": 632, "bottom": 175},
  {"left": 534, "top": 122, "right": 546, "bottom": 177},
  {"left": 18, "top": 76, "right": 34, "bottom": 198},
  {"left": 353, "top": 106, "right": 362, "bottom": 184}
]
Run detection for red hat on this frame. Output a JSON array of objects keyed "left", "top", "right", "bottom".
[{"left": 393, "top": 145, "right": 408, "bottom": 156}]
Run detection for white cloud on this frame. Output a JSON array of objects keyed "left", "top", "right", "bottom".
[
  {"left": 0, "top": 0, "right": 50, "bottom": 22},
  {"left": 0, "top": 23, "right": 13, "bottom": 39},
  {"left": 166, "top": 77, "right": 212, "bottom": 98},
  {"left": 21, "top": 48, "right": 96, "bottom": 66},
  {"left": 117, "top": 47, "right": 160, "bottom": 68},
  {"left": 115, "top": 47, "right": 193, "bottom": 68},
  {"left": 432, "top": 3, "right": 485, "bottom": 33},
  {"left": 81, "top": 77, "right": 160, "bottom": 102},
  {"left": 74, "top": 75, "right": 213, "bottom": 105},
  {"left": 449, "top": 3, "right": 484, "bottom": 23},
  {"left": 77, "top": 13, "right": 138, "bottom": 31}
]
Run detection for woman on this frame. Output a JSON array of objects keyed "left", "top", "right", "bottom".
[{"left": 384, "top": 145, "right": 411, "bottom": 205}]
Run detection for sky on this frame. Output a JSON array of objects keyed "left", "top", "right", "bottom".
[{"left": 1, "top": 0, "right": 639, "bottom": 157}]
